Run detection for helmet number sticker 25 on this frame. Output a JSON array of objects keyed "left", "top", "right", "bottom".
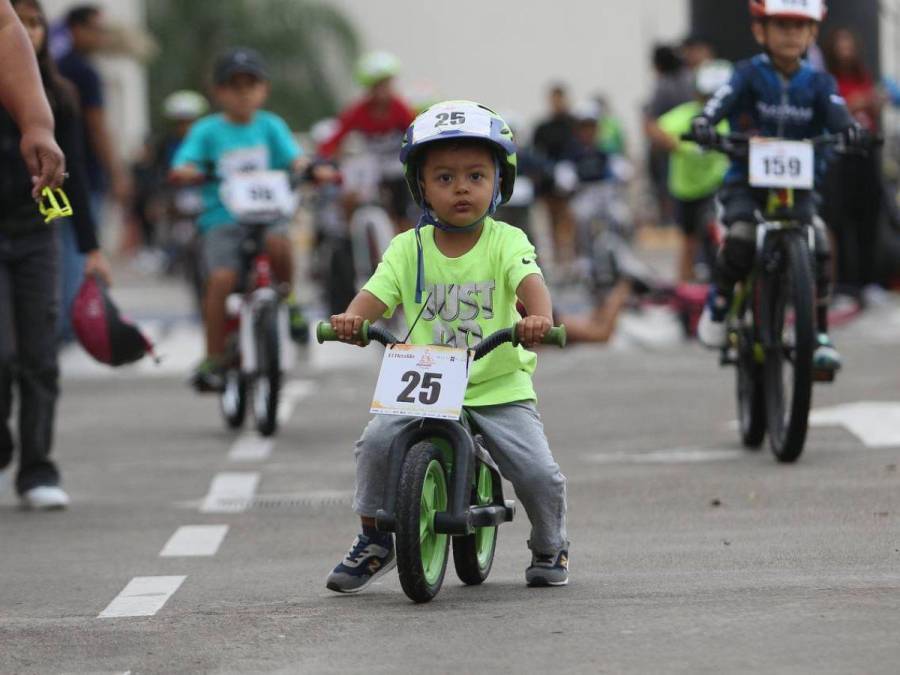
[
  {"left": 371, "top": 343, "right": 471, "bottom": 420},
  {"left": 749, "top": 138, "right": 814, "bottom": 190},
  {"left": 412, "top": 105, "right": 492, "bottom": 143}
]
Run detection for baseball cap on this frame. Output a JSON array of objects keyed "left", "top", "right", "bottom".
[{"left": 214, "top": 47, "right": 269, "bottom": 85}]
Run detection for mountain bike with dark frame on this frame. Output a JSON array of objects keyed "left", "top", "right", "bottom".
[{"left": 686, "top": 131, "right": 875, "bottom": 462}]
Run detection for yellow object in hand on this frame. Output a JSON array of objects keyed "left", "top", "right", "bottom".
[{"left": 38, "top": 187, "right": 74, "bottom": 223}]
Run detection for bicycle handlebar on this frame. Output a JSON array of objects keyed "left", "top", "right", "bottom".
[
  {"left": 316, "top": 321, "right": 566, "bottom": 360},
  {"left": 680, "top": 131, "right": 882, "bottom": 157}
]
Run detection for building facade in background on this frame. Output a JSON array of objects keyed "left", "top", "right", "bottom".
[{"left": 328, "top": 0, "right": 690, "bottom": 148}]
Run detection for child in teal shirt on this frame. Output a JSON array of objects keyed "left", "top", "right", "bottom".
[{"left": 171, "top": 47, "right": 306, "bottom": 391}]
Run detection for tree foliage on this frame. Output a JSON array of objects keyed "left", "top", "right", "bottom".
[{"left": 147, "top": 0, "right": 360, "bottom": 132}]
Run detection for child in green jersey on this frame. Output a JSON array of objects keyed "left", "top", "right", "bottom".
[
  {"left": 325, "top": 101, "right": 568, "bottom": 593},
  {"left": 649, "top": 60, "right": 733, "bottom": 282}
]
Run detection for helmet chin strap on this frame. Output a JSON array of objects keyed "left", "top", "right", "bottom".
[{"left": 414, "top": 162, "right": 502, "bottom": 303}]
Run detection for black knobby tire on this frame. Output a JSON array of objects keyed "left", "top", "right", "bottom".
[
  {"left": 736, "top": 287, "right": 765, "bottom": 449},
  {"left": 452, "top": 462, "right": 499, "bottom": 585},
  {"left": 396, "top": 443, "right": 450, "bottom": 603},
  {"left": 220, "top": 368, "right": 247, "bottom": 429},
  {"left": 253, "top": 305, "right": 281, "bottom": 437},
  {"left": 761, "top": 233, "right": 815, "bottom": 463}
]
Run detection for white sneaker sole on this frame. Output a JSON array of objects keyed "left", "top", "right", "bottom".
[{"left": 527, "top": 576, "right": 569, "bottom": 587}]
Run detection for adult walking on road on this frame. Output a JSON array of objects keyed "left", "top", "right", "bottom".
[
  {"left": 0, "top": 0, "right": 111, "bottom": 510},
  {"left": 0, "top": 0, "right": 65, "bottom": 196},
  {"left": 822, "top": 28, "right": 884, "bottom": 300},
  {"left": 56, "top": 4, "right": 130, "bottom": 340}
]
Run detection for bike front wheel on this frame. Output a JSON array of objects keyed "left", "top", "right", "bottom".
[
  {"left": 220, "top": 368, "right": 247, "bottom": 429},
  {"left": 396, "top": 443, "right": 450, "bottom": 603},
  {"left": 760, "top": 233, "right": 815, "bottom": 463}
]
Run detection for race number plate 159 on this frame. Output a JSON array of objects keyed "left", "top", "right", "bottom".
[
  {"left": 749, "top": 138, "right": 814, "bottom": 190},
  {"left": 371, "top": 344, "right": 471, "bottom": 420}
]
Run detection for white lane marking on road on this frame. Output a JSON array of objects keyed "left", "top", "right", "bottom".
[
  {"left": 586, "top": 447, "right": 744, "bottom": 465},
  {"left": 810, "top": 401, "right": 900, "bottom": 448},
  {"left": 228, "top": 435, "right": 274, "bottom": 462},
  {"left": 277, "top": 378, "right": 316, "bottom": 424},
  {"left": 200, "top": 472, "right": 260, "bottom": 513},
  {"left": 98, "top": 576, "right": 186, "bottom": 618},
  {"left": 159, "top": 525, "right": 229, "bottom": 557}
]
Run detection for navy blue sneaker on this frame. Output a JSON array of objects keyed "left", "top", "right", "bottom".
[
  {"left": 526, "top": 549, "right": 569, "bottom": 587},
  {"left": 326, "top": 533, "right": 396, "bottom": 594}
]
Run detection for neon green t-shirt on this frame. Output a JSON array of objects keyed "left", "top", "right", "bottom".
[
  {"left": 363, "top": 217, "right": 541, "bottom": 407},
  {"left": 657, "top": 101, "right": 729, "bottom": 201}
]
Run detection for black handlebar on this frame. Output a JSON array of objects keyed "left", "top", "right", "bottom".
[
  {"left": 316, "top": 321, "right": 566, "bottom": 361},
  {"left": 680, "top": 131, "right": 882, "bottom": 158}
]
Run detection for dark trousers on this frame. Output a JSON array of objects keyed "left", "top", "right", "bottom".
[
  {"left": 823, "top": 152, "right": 882, "bottom": 290},
  {"left": 0, "top": 228, "right": 61, "bottom": 493}
]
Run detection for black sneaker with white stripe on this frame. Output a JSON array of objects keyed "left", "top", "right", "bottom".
[{"left": 326, "top": 533, "right": 396, "bottom": 594}]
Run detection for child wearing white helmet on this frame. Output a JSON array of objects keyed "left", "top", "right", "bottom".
[{"left": 326, "top": 101, "right": 569, "bottom": 592}]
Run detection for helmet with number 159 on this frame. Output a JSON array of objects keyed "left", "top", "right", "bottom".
[
  {"left": 749, "top": 0, "right": 827, "bottom": 22},
  {"left": 400, "top": 100, "right": 517, "bottom": 212}
]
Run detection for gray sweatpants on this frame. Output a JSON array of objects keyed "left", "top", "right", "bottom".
[{"left": 353, "top": 401, "right": 568, "bottom": 554}]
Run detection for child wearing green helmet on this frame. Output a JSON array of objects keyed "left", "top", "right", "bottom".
[{"left": 325, "top": 101, "right": 569, "bottom": 593}]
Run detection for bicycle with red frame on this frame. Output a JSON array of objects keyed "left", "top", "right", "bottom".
[{"left": 218, "top": 170, "right": 298, "bottom": 437}]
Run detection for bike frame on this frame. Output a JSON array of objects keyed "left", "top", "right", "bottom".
[
  {"left": 726, "top": 185, "right": 815, "bottom": 362},
  {"left": 226, "top": 224, "right": 292, "bottom": 376},
  {"left": 374, "top": 415, "right": 514, "bottom": 537}
]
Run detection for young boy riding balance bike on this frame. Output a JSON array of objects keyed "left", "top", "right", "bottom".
[{"left": 326, "top": 101, "right": 569, "bottom": 593}]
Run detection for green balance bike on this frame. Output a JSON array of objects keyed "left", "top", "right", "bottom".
[{"left": 317, "top": 320, "right": 566, "bottom": 602}]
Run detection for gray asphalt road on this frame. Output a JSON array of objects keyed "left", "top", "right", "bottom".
[{"left": 1, "top": 278, "right": 899, "bottom": 674}]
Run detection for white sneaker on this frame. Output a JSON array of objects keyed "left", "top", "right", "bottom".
[
  {"left": 20, "top": 485, "right": 70, "bottom": 510},
  {"left": 698, "top": 304, "right": 728, "bottom": 348}
]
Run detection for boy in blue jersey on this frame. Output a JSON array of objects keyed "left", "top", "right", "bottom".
[
  {"left": 691, "top": 0, "right": 868, "bottom": 377},
  {"left": 170, "top": 48, "right": 306, "bottom": 391}
]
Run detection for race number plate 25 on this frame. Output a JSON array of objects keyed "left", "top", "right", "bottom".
[
  {"left": 371, "top": 344, "right": 470, "bottom": 420},
  {"left": 749, "top": 138, "right": 814, "bottom": 190}
]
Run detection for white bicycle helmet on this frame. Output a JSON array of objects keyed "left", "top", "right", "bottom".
[
  {"left": 749, "top": 0, "right": 826, "bottom": 22},
  {"left": 355, "top": 51, "right": 401, "bottom": 88},
  {"left": 163, "top": 90, "right": 209, "bottom": 121},
  {"left": 695, "top": 60, "right": 734, "bottom": 98}
]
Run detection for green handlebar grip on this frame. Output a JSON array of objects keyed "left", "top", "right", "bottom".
[
  {"left": 316, "top": 322, "right": 337, "bottom": 343},
  {"left": 315, "top": 320, "right": 371, "bottom": 345},
  {"left": 545, "top": 325, "right": 566, "bottom": 348},
  {"left": 511, "top": 324, "right": 566, "bottom": 348}
]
